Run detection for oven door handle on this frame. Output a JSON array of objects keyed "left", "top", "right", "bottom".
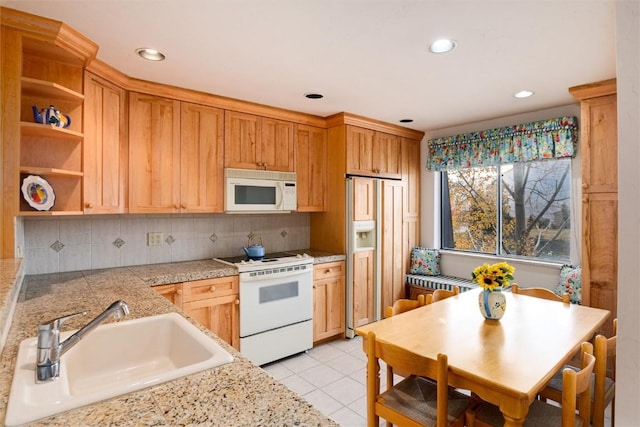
[{"left": 239, "top": 267, "right": 313, "bottom": 282}]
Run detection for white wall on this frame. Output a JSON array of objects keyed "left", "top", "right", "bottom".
[
  {"left": 420, "top": 104, "right": 581, "bottom": 289},
  {"left": 22, "top": 213, "right": 310, "bottom": 275},
  {"left": 615, "top": 0, "right": 640, "bottom": 424}
]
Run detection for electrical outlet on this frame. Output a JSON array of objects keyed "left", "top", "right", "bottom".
[{"left": 147, "top": 232, "right": 163, "bottom": 246}]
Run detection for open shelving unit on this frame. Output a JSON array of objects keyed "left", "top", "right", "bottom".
[{"left": 19, "top": 38, "right": 85, "bottom": 215}]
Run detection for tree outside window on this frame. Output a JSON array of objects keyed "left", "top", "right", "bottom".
[{"left": 442, "top": 158, "right": 571, "bottom": 263}]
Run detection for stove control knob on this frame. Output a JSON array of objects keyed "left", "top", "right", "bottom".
[
  {"left": 296, "top": 254, "right": 302, "bottom": 258},
  {"left": 240, "top": 260, "right": 246, "bottom": 265},
  {"left": 302, "top": 253, "right": 310, "bottom": 258}
]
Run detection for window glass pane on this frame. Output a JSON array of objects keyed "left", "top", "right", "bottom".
[
  {"left": 500, "top": 159, "right": 571, "bottom": 262},
  {"left": 442, "top": 166, "right": 497, "bottom": 253}
]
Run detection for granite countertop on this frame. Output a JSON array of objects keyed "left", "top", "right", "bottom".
[
  {"left": 0, "top": 256, "right": 342, "bottom": 426},
  {"left": 288, "top": 250, "right": 346, "bottom": 265}
]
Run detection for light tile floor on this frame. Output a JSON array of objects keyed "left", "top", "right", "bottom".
[
  {"left": 262, "top": 335, "right": 372, "bottom": 426},
  {"left": 262, "top": 335, "right": 613, "bottom": 427}
]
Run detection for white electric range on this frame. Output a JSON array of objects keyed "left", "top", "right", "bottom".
[{"left": 216, "top": 252, "right": 314, "bottom": 365}]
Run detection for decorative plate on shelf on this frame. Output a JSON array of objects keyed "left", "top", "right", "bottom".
[{"left": 21, "top": 175, "right": 55, "bottom": 211}]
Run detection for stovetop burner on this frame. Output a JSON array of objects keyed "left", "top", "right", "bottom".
[{"left": 218, "top": 252, "right": 295, "bottom": 264}]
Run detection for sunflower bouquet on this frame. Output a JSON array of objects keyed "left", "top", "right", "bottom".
[{"left": 471, "top": 262, "right": 515, "bottom": 291}]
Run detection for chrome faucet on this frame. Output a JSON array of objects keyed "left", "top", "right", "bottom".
[{"left": 36, "top": 300, "right": 130, "bottom": 383}]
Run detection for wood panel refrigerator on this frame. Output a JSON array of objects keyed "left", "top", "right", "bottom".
[{"left": 345, "top": 176, "right": 405, "bottom": 338}]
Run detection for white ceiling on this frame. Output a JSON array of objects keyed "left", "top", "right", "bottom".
[{"left": 2, "top": 0, "right": 617, "bottom": 132}]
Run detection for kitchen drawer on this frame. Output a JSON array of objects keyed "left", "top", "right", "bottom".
[
  {"left": 313, "top": 261, "right": 345, "bottom": 280},
  {"left": 182, "top": 276, "right": 239, "bottom": 302}
]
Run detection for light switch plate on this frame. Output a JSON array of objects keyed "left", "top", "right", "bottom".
[{"left": 147, "top": 232, "right": 163, "bottom": 246}]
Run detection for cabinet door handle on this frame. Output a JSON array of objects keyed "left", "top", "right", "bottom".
[
  {"left": 181, "top": 204, "right": 187, "bottom": 209},
  {"left": 176, "top": 289, "right": 183, "bottom": 295},
  {"left": 325, "top": 269, "right": 331, "bottom": 274},
  {"left": 235, "top": 299, "right": 240, "bottom": 305},
  {"left": 209, "top": 286, "right": 216, "bottom": 292},
  {"left": 173, "top": 204, "right": 180, "bottom": 209},
  {"left": 84, "top": 203, "right": 93, "bottom": 209}
]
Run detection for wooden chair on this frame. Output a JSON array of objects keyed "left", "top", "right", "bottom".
[
  {"left": 384, "top": 294, "right": 426, "bottom": 318},
  {"left": 432, "top": 286, "right": 460, "bottom": 302},
  {"left": 539, "top": 319, "right": 617, "bottom": 427},
  {"left": 384, "top": 294, "right": 427, "bottom": 381},
  {"left": 511, "top": 283, "right": 570, "bottom": 303},
  {"left": 365, "top": 331, "right": 472, "bottom": 427},
  {"left": 466, "top": 341, "right": 596, "bottom": 427}
]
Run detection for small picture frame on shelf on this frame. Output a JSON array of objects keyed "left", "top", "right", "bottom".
[{"left": 21, "top": 175, "right": 56, "bottom": 211}]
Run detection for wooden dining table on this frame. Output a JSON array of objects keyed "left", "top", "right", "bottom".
[{"left": 355, "top": 288, "right": 610, "bottom": 427}]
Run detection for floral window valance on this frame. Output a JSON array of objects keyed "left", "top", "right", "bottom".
[{"left": 427, "top": 116, "right": 579, "bottom": 171}]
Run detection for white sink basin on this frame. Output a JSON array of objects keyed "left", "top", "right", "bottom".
[{"left": 5, "top": 312, "right": 234, "bottom": 426}]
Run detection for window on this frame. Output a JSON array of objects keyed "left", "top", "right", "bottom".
[{"left": 441, "top": 158, "right": 571, "bottom": 263}]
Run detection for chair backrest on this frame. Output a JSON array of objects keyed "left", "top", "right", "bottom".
[
  {"left": 384, "top": 294, "right": 426, "bottom": 318},
  {"left": 511, "top": 283, "right": 570, "bottom": 303},
  {"left": 432, "top": 286, "right": 460, "bottom": 302},
  {"left": 383, "top": 294, "right": 427, "bottom": 384},
  {"left": 593, "top": 319, "right": 617, "bottom": 427},
  {"left": 562, "top": 341, "right": 596, "bottom": 426},
  {"left": 365, "top": 331, "right": 450, "bottom": 427}
]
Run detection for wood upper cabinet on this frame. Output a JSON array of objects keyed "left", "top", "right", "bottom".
[
  {"left": 181, "top": 276, "right": 240, "bottom": 350},
  {"left": 261, "top": 117, "right": 295, "bottom": 171},
  {"left": 346, "top": 126, "right": 375, "bottom": 175},
  {"left": 83, "top": 71, "right": 128, "bottom": 213},
  {"left": 129, "top": 92, "right": 181, "bottom": 213},
  {"left": 129, "top": 92, "right": 224, "bottom": 213},
  {"left": 580, "top": 94, "right": 618, "bottom": 194},
  {"left": 180, "top": 102, "right": 224, "bottom": 212},
  {"left": 374, "top": 131, "right": 401, "bottom": 178},
  {"left": 295, "top": 124, "right": 327, "bottom": 212},
  {"left": 224, "top": 111, "right": 294, "bottom": 171},
  {"left": 346, "top": 125, "right": 401, "bottom": 179},
  {"left": 313, "top": 261, "right": 345, "bottom": 342}
]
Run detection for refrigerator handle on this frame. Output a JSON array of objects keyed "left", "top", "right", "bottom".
[
  {"left": 374, "top": 179, "right": 382, "bottom": 321},
  {"left": 345, "top": 178, "right": 355, "bottom": 338}
]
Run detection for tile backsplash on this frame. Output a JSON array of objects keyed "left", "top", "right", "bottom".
[{"left": 23, "top": 213, "right": 310, "bottom": 275}]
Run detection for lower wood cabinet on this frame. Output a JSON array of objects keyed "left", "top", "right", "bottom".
[
  {"left": 154, "top": 276, "right": 240, "bottom": 350},
  {"left": 154, "top": 283, "right": 184, "bottom": 308},
  {"left": 313, "top": 261, "right": 345, "bottom": 343}
]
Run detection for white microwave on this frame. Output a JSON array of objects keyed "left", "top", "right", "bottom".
[{"left": 225, "top": 168, "right": 297, "bottom": 213}]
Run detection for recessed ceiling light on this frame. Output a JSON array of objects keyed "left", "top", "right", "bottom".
[
  {"left": 304, "top": 93, "right": 323, "bottom": 99},
  {"left": 136, "top": 48, "right": 166, "bottom": 61},
  {"left": 514, "top": 90, "right": 535, "bottom": 99},
  {"left": 428, "top": 39, "right": 456, "bottom": 54},
  {"left": 399, "top": 119, "right": 414, "bottom": 123}
]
